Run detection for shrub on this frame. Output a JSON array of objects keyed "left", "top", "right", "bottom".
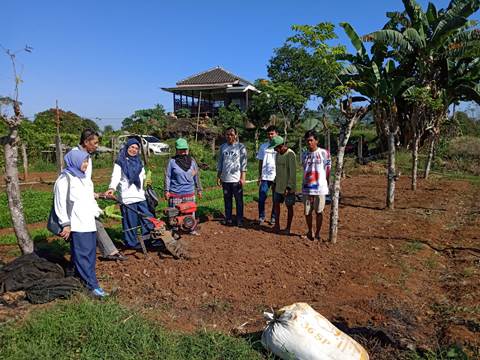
[{"left": 175, "top": 108, "right": 191, "bottom": 118}]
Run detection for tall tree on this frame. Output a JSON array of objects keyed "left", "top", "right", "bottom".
[
  {"left": 122, "top": 104, "right": 166, "bottom": 135},
  {"left": 0, "top": 46, "right": 33, "bottom": 254}
]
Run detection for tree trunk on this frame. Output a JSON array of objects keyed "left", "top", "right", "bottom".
[
  {"left": 4, "top": 130, "right": 33, "bottom": 254},
  {"left": 386, "top": 131, "right": 396, "bottom": 209},
  {"left": 329, "top": 126, "right": 352, "bottom": 244},
  {"left": 254, "top": 128, "right": 259, "bottom": 153},
  {"left": 325, "top": 129, "right": 331, "bottom": 153},
  {"left": 424, "top": 134, "right": 435, "bottom": 179},
  {"left": 21, "top": 142, "right": 28, "bottom": 181},
  {"left": 411, "top": 135, "right": 420, "bottom": 191}
]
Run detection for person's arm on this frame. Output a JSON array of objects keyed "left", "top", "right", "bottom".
[
  {"left": 216, "top": 146, "right": 224, "bottom": 186},
  {"left": 105, "top": 164, "right": 121, "bottom": 196},
  {"left": 256, "top": 145, "right": 265, "bottom": 183},
  {"left": 54, "top": 175, "right": 71, "bottom": 240},
  {"left": 193, "top": 160, "right": 203, "bottom": 198},
  {"left": 287, "top": 152, "right": 297, "bottom": 193},
  {"left": 164, "top": 160, "right": 172, "bottom": 199},
  {"left": 240, "top": 144, "right": 247, "bottom": 186}
]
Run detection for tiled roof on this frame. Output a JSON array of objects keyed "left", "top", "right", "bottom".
[{"left": 176, "top": 67, "right": 252, "bottom": 86}]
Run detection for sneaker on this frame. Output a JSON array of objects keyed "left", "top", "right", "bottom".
[
  {"left": 269, "top": 218, "right": 276, "bottom": 226},
  {"left": 190, "top": 230, "right": 200, "bottom": 236},
  {"left": 91, "top": 288, "right": 109, "bottom": 298},
  {"left": 100, "top": 252, "right": 128, "bottom": 261},
  {"left": 221, "top": 219, "right": 233, "bottom": 226},
  {"left": 258, "top": 217, "right": 265, "bottom": 225}
]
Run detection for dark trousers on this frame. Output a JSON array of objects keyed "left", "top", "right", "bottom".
[
  {"left": 222, "top": 182, "right": 244, "bottom": 224},
  {"left": 258, "top": 180, "right": 275, "bottom": 220},
  {"left": 71, "top": 231, "right": 99, "bottom": 290},
  {"left": 121, "top": 200, "right": 154, "bottom": 248}
]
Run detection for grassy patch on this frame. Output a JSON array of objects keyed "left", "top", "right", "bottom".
[
  {"left": 0, "top": 190, "right": 52, "bottom": 228},
  {"left": 402, "top": 241, "right": 424, "bottom": 255},
  {"left": 0, "top": 297, "right": 265, "bottom": 360},
  {"left": 0, "top": 228, "right": 51, "bottom": 246},
  {"left": 405, "top": 345, "right": 471, "bottom": 360}
]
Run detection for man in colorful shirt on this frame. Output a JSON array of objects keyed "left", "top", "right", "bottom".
[
  {"left": 256, "top": 125, "right": 278, "bottom": 225},
  {"left": 301, "top": 130, "right": 331, "bottom": 240}
]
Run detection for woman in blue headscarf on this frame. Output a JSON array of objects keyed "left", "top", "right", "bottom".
[
  {"left": 53, "top": 149, "right": 107, "bottom": 298},
  {"left": 106, "top": 138, "right": 153, "bottom": 249}
]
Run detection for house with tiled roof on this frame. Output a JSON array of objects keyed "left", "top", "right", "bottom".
[{"left": 162, "top": 67, "right": 259, "bottom": 116}]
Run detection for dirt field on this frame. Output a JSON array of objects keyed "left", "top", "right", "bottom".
[{"left": 1, "top": 173, "right": 479, "bottom": 358}]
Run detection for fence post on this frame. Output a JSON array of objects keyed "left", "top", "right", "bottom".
[{"left": 357, "top": 135, "right": 363, "bottom": 163}]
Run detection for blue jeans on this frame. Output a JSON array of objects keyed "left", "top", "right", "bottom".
[
  {"left": 121, "top": 200, "right": 154, "bottom": 248},
  {"left": 258, "top": 180, "right": 275, "bottom": 220},
  {"left": 222, "top": 182, "right": 244, "bottom": 224},
  {"left": 71, "top": 231, "right": 99, "bottom": 290}
]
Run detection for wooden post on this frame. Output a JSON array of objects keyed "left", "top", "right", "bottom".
[
  {"left": 195, "top": 91, "right": 202, "bottom": 142},
  {"left": 211, "top": 137, "right": 216, "bottom": 156},
  {"left": 325, "top": 129, "right": 331, "bottom": 153},
  {"left": 55, "top": 100, "right": 64, "bottom": 173},
  {"left": 21, "top": 143, "right": 28, "bottom": 181},
  {"left": 357, "top": 135, "right": 363, "bottom": 163},
  {"left": 111, "top": 137, "right": 116, "bottom": 165}
]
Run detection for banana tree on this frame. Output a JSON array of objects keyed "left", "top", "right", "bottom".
[
  {"left": 340, "top": 22, "right": 413, "bottom": 209},
  {"left": 364, "top": 0, "right": 480, "bottom": 180}
]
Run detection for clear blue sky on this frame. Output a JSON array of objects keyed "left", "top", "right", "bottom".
[{"left": 2, "top": 0, "right": 473, "bottom": 129}]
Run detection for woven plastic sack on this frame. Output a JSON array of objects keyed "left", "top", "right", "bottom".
[{"left": 262, "top": 303, "right": 369, "bottom": 360}]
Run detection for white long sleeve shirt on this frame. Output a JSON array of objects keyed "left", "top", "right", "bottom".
[
  {"left": 108, "top": 164, "right": 146, "bottom": 205},
  {"left": 54, "top": 173, "right": 101, "bottom": 232}
]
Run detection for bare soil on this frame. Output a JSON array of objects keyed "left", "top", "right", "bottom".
[{"left": 1, "top": 173, "right": 479, "bottom": 358}]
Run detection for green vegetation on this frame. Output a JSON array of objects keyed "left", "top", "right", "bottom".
[{"left": 0, "top": 298, "right": 265, "bottom": 360}]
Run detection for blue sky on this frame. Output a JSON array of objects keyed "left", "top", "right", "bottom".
[{"left": 1, "top": 0, "right": 474, "bottom": 129}]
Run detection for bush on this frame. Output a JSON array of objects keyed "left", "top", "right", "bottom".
[
  {"left": 447, "top": 136, "right": 480, "bottom": 159},
  {"left": 175, "top": 108, "right": 191, "bottom": 118}
]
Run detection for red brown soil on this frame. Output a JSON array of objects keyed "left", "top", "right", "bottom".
[{"left": 1, "top": 173, "right": 479, "bottom": 358}]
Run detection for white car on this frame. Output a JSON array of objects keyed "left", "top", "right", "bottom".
[{"left": 118, "top": 135, "right": 170, "bottom": 156}]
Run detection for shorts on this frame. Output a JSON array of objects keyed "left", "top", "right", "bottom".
[
  {"left": 303, "top": 194, "right": 326, "bottom": 215},
  {"left": 274, "top": 192, "right": 296, "bottom": 207}
]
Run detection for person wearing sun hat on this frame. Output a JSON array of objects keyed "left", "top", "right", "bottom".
[
  {"left": 270, "top": 135, "right": 297, "bottom": 235},
  {"left": 164, "top": 138, "right": 203, "bottom": 234}
]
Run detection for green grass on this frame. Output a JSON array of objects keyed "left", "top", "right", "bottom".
[
  {"left": 0, "top": 297, "right": 266, "bottom": 360},
  {"left": 0, "top": 190, "right": 52, "bottom": 228}
]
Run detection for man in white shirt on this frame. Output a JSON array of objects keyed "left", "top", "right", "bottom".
[
  {"left": 72, "top": 129, "right": 127, "bottom": 261},
  {"left": 301, "top": 130, "right": 331, "bottom": 241},
  {"left": 256, "top": 125, "right": 278, "bottom": 225}
]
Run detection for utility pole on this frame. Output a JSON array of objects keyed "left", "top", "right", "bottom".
[{"left": 55, "top": 100, "right": 64, "bottom": 173}]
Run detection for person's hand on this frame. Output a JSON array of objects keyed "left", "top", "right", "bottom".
[
  {"left": 59, "top": 226, "right": 71, "bottom": 241},
  {"left": 217, "top": 177, "right": 222, "bottom": 186},
  {"left": 191, "top": 169, "right": 198, "bottom": 177},
  {"left": 165, "top": 191, "right": 171, "bottom": 200},
  {"left": 239, "top": 178, "right": 246, "bottom": 187},
  {"left": 197, "top": 191, "right": 203, "bottom": 199},
  {"left": 105, "top": 189, "right": 115, "bottom": 198},
  {"left": 284, "top": 187, "right": 293, "bottom": 196},
  {"left": 257, "top": 179, "right": 261, "bottom": 185}
]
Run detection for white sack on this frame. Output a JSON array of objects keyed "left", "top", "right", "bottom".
[{"left": 261, "top": 303, "right": 369, "bottom": 360}]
